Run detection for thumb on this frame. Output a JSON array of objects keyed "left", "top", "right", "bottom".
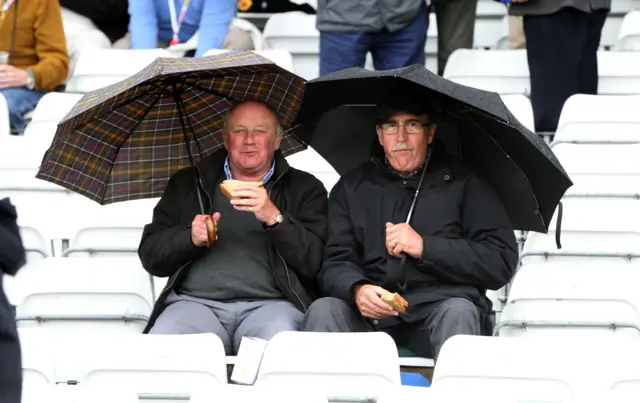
[
  {"left": 212, "top": 212, "right": 221, "bottom": 224},
  {"left": 385, "top": 222, "right": 393, "bottom": 228},
  {"left": 372, "top": 286, "right": 388, "bottom": 297}
]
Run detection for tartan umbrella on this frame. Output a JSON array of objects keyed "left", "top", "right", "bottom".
[{"left": 36, "top": 50, "right": 306, "bottom": 212}]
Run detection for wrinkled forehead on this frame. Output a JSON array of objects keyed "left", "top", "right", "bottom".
[
  {"left": 381, "top": 111, "right": 429, "bottom": 123},
  {"left": 227, "top": 102, "right": 279, "bottom": 128}
]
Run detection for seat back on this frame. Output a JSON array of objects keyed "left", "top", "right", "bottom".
[
  {"left": 0, "top": 92, "right": 10, "bottom": 135},
  {"left": 18, "top": 328, "right": 57, "bottom": 387},
  {"left": 498, "top": 262, "right": 640, "bottom": 338},
  {"left": 617, "top": 10, "right": 640, "bottom": 51},
  {"left": 14, "top": 257, "right": 153, "bottom": 332},
  {"left": 500, "top": 94, "right": 535, "bottom": 132},
  {"left": 255, "top": 331, "right": 401, "bottom": 397},
  {"left": 21, "top": 385, "right": 139, "bottom": 403},
  {"left": 263, "top": 12, "right": 319, "bottom": 79},
  {"left": 285, "top": 148, "right": 339, "bottom": 194},
  {"left": 22, "top": 93, "right": 84, "bottom": 139},
  {"left": 597, "top": 51, "right": 640, "bottom": 95}
]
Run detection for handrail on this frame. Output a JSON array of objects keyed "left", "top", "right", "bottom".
[
  {"left": 520, "top": 250, "right": 640, "bottom": 260},
  {"left": 15, "top": 314, "right": 149, "bottom": 323},
  {"left": 493, "top": 320, "right": 640, "bottom": 336},
  {"left": 61, "top": 247, "right": 137, "bottom": 257}
]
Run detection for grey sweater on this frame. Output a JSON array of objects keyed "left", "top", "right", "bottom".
[
  {"left": 316, "top": 0, "right": 424, "bottom": 33},
  {"left": 178, "top": 181, "right": 283, "bottom": 302}
]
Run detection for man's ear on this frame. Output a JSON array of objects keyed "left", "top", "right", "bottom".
[
  {"left": 273, "top": 129, "right": 283, "bottom": 150},
  {"left": 376, "top": 126, "right": 384, "bottom": 145},
  {"left": 427, "top": 123, "right": 437, "bottom": 144}
]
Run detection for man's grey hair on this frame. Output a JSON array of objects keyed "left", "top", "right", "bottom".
[{"left": 222, "top": 102, "right": 284, "bottom": 136}]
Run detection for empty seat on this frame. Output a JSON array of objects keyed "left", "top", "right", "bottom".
[
  {"left": 21, "top": 385, "right": 138, "bottom": 403},
  {"left": 554, "top": 94, "right": 640, "bottom": 143},
  {"left": 618, "top": 10, "right": 640, "bottom": 51},
  {"left": 598, "top": 51, "right": 640, "bottom": 95},
  {"left": 496, "top": 262, "right": 640, "bottom": 338},
  {"left": 255, "top": 332, "right": 401, "bottom": 397},
  {"left": 203, "top": 49, "right": 294, "bottom": 72},
  {"left": 521, "top": 197, "right": 640, "bottom": 265},
  {"left": 443, "top": 49, "right": 530, "bottom": 95},
  {"left": 65, "top": 333, "right": 228, "bottom": 398},
  {"left": 552, "top": 143, "right": 640, "bottom": 195},
  {"left": 473, "top": 3, "right": 506, "bottom": 50},
  {"left": 19, "top": 328, "right": 57, "bottom": 387},
  {"left": 189, "top": 385, "right": 327, "bottom": 403},
  {"left": 65, "top": 48, "right": 179, "bottom": 93},
  {"left": 0, "top": 92, "right": 10, "bottom": 135},
  {"left": 500, "top": 94, "right": 535, "bottom": 132},
  {"left": 263, "top": 12, "right": 319, "bottom": 80},
  {"left": 13, "top": 257, "right": 153, "bottom": 332},
  {"left": 22, "top": 93, "right": 84, "bottom": 139},
  {"left": 285, "top": 148, "right": 339, "bottom": 193}
]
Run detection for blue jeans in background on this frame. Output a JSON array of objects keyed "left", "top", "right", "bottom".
[
  {"left": 0, "top": 87, "right": 46, "bottom": 134},
  {"left": 319, "top": 2, "right": 428, "bottom": 76}
]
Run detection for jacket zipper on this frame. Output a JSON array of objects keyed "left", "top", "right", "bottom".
[{"left": 269, "top": 168, "right": 307, "bottom": 312}]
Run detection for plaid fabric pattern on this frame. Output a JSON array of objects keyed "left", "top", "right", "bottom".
[{"left": 36, "top": 50, "right": 306, "bottom": 205}]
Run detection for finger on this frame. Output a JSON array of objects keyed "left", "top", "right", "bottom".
[
  {"left": 212, "top": 212, "right": 221, "bottom": 224},
  {"left": 230, "top": 197, "right": 259, "bottom": 206},
  {"left": 369, "top": 293, "right": 396, "bottom": 313},
  {"left": 231, "top": 188, "right": 261, "bottom": 199},
  {"left": 392, "top": 243, "right": 404, "bottom": 256}
]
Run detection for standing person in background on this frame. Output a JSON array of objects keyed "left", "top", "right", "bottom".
[
  {"left": 0, "top": 198, "right": 26, "bottom": 403},
  {"left": 316, "top": 0, "right": 428, "bottom": 76},
  {"left": 510, "top": 0, "right": 610, "bottom": 133},
  {"left": 0, "top": 0, "right": 69, "bottom": 134},
  {"left": 430, "top": 0, "right": 478, "bottom": 75},
  {"left": 114, "top": 0, "right": 254, "bottom": 57}
]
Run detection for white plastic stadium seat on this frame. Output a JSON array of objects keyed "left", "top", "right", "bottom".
[
  {"left": 497, "top": 262, "right": 640, "bottom": 338},
  {"left": 13, "top": 257, "right": 153, "bottom": 332},
  {"left": 617, "top": 10, "right": 640, "bottom": 51},
  {"left": 22, "top": 93, "right": 83, "bottom": 139},
  {"left": 255, "top": 332, "right": 401, "bottom": 397},
  {"left": 597, "top": 51, "right": 640, "bottom": 95},
  {"left": 189, "top": 385, "right": 327, "bottom": 403},
  {"left": 554, "top": 94, "right": 640, "bottom": 143},
  {"left": 285, "top": 148, "right": 339, "bottom": 194},
  {"left": 520, "top": 197, "right": 640, "bottom": 266},
  {"left": 443, "top": 49, "right": 530, "bottom": 95},
  {"left": 65, "top": 48, "right": 179, "bottom": 93},
  {"left": 203, "top": 49, "right": 294, "bottom": 72},
  {"left": 0, "top": 92, "right": 10, "bottom": 135},
  {"left": 21, "top": 385, "right": 138, "bottom": 403},
  {"left": 263, "top": 12, "right": 319, "bottom": 80},
  {"left": 473, "top": 2, "right": 506, "bottom": 50},
  {"left": 18, "top": 328, "right": 57, "bottom": 387},
  {"left": 500, "top": 94, "right": 535, "bottom": 132},
  {"left": 66, "top": 333, "right": 228, "bottom": 398},
  {"left": 552, "top": 143, "right": 640, "bottom": 195}
]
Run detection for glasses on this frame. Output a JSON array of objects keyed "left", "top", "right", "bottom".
[{"left": 379, "top": 120, "right": 428, "bottom": 135}]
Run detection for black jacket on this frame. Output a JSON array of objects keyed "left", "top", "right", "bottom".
[
  {"left": 139, "top": 149, "right": 328, "bottom": 333},
  {"left": 0, "top": 198, "right": 25, "bottom": 403},
  {"left": 319, "top": 142, "right": 518, "bottom": 327}
]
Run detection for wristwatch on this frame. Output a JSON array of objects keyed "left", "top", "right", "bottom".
[
  {"left": 25, "top": 69, "right": 35, "bottom": 90},
  {"left": 265, "top": 214, "right": 284, "bottom": 229}
]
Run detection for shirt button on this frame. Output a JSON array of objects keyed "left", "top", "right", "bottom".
[{"left": 373, "top": 320, "right": 379, "bottom": 325}]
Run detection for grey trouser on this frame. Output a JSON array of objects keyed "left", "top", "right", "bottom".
[
  {"left": 302, "top": 297, "right": 480, "bottom": 362},
  {"left": 150, "top": 291, "right": 303, "bottom": 355},
  {"left": 431, "top": 0, "right": 478, "bottom": 75}
]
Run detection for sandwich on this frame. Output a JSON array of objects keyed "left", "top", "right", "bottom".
[
  {"left": 381, "top": 291, "right": 409, "bottom": 313},
  {"left": 219, "top": 179, "right": 264, "bottom": 200},
  {"left": 205, "top": 215, "right": 217, "bottom": 246}
]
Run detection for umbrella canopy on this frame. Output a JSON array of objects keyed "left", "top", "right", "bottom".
[
  {"left": 36, "top": 50, "right": 306, "bottom": 205},
  {"left": 290, "top": 65, "right": 573, "bottom": 233}
]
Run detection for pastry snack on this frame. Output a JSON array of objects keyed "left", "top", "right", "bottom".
[
  {"left": 381, "top": 291, "right": 409, "bottom": 313},
  {"left": 220, "top": 179, "right": 264, "bottom": 200}
]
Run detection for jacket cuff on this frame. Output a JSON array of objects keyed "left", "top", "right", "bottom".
[
  {"left": 417, "top": 235, "right": 445, "bottom": 268},
  {"left": 337, "top": 273, "right": 369, "bottom": 307},
  {"left": 177, "top": 226, "right": 208, "bottom": 258}
]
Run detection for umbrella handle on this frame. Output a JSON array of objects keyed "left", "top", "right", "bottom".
[{"left": 205, "top": 215, "right": 217, "bottom": 247}]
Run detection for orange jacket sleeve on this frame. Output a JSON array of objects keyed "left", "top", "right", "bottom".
[{"left": 30, "top": 0, "right": 69, "bottom": 91}]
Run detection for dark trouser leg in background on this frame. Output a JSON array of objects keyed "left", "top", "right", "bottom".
[
  {"left": 319, "top": 31, "right": 371, "bottom": 76},
  {"left": 393, "top": 298, "right": 481, "bottom": 362},
  {"left": 432, "top": 0, "right": 478, "bottom": 75},
  {"left": 370, "top": 2, "right": 428, "bottom": 70},
  {"left": 302, "top": 297, "right": 373, "bottom": 332},
  {"left": 0, "top": 276, "right": 21, "bottom": 403},
  {"left": 524, "top": 8, "right": 604, "bottom": 132}
]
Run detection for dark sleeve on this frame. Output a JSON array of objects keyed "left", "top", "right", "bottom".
[
  {"left": 0, "top": 198, "right": 26, "bottom": 276},
  {"left": 417, "top": 173, "right": 518, "bottom": 290},
  {"left": 317, "top": 180, "right": 369, "bottom": 304},
  {"left": 138, "top": 173, "right": 208, "bottom": 277},
  {"left": 268, "top": 175, "right": 328, "bottom": 282}
]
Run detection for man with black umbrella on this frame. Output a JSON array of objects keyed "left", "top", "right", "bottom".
[{"left": 302, "top": 103, "right": 518, "bottom": 361}]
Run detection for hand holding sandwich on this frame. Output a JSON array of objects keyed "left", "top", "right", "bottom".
[
  {"left": 191, "top": 213, "right": 221, "bottom": 247},
  {"left": 353, "top": 284, "right": 399, "bottom": 319},
  {"left": 229, "top": 184, "right": 281, "bottom": 226}
]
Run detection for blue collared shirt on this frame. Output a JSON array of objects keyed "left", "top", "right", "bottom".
[{"left": 223, "top": 156, "right": 276, "bottom": 183}]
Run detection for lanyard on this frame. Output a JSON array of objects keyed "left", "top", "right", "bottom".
[{"left": 167, "top": 0, "right": 191, "bottom": 45}]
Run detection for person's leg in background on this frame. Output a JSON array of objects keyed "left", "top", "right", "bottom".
[
  {"left": 0, "top": 275, "right": 21, "bottom": 403},
  {"left": 319, "top": 31, "right": 371, "bottom": 76},
  {"left": 578, "top": 10, "right": 608, "bottom": 95},
  {"left": 508, "top": 16, "right": 526, "bottom": 49},
  {"left": 431, "top": 0, "right": 478, "bottom": 75},
  {"left": 0, "top": 88, "right": 46, "bottom": 134},
  {"left": 523, "top": 8, "right": 589, "bottom": 133},
  {"left": 370, "top": 2, "right": 427, "bottom": 70},
  {"left": 222, "top": 25, "right": 255, "bottom": 50}
]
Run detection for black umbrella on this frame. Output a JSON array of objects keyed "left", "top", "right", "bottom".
[{"left": 291, "top": 65, "right": 573, "bottom": 234}]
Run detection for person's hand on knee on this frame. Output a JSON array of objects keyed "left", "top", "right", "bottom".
[{"left": 353, "top": 284, "right": 398, "bottom": 319}]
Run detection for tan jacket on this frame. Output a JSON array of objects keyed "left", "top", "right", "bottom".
[{"left": 0, "top": 0, "right": 69, "bottom": 91}]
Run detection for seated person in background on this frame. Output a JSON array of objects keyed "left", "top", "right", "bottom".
[
  {"left": 303, "top": 104, "right": 518, "bottom": 362},
  {"left": 139, "top": 101, "right": 328, "bottom": 355},
  {"left": 114, "top": 0, "right": 254, "bottom": 57},
  {"left": 0, "top": 0, "right": 69, "bottom": 134}
]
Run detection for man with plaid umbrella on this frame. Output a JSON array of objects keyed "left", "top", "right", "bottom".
[{"left": 138, "top": 101, "right": 328, "bottom": 356}]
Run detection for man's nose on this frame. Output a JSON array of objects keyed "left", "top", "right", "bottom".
[
  {"left": 396, "top": 127, "right": 408, "bottom": 142},
  {"left": 243, "top": 131, "right": 256, "bottom": 144}
]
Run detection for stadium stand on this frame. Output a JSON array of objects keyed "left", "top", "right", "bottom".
[{"left": 3, "top": 1, "right": 640, "bottom": 401}]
